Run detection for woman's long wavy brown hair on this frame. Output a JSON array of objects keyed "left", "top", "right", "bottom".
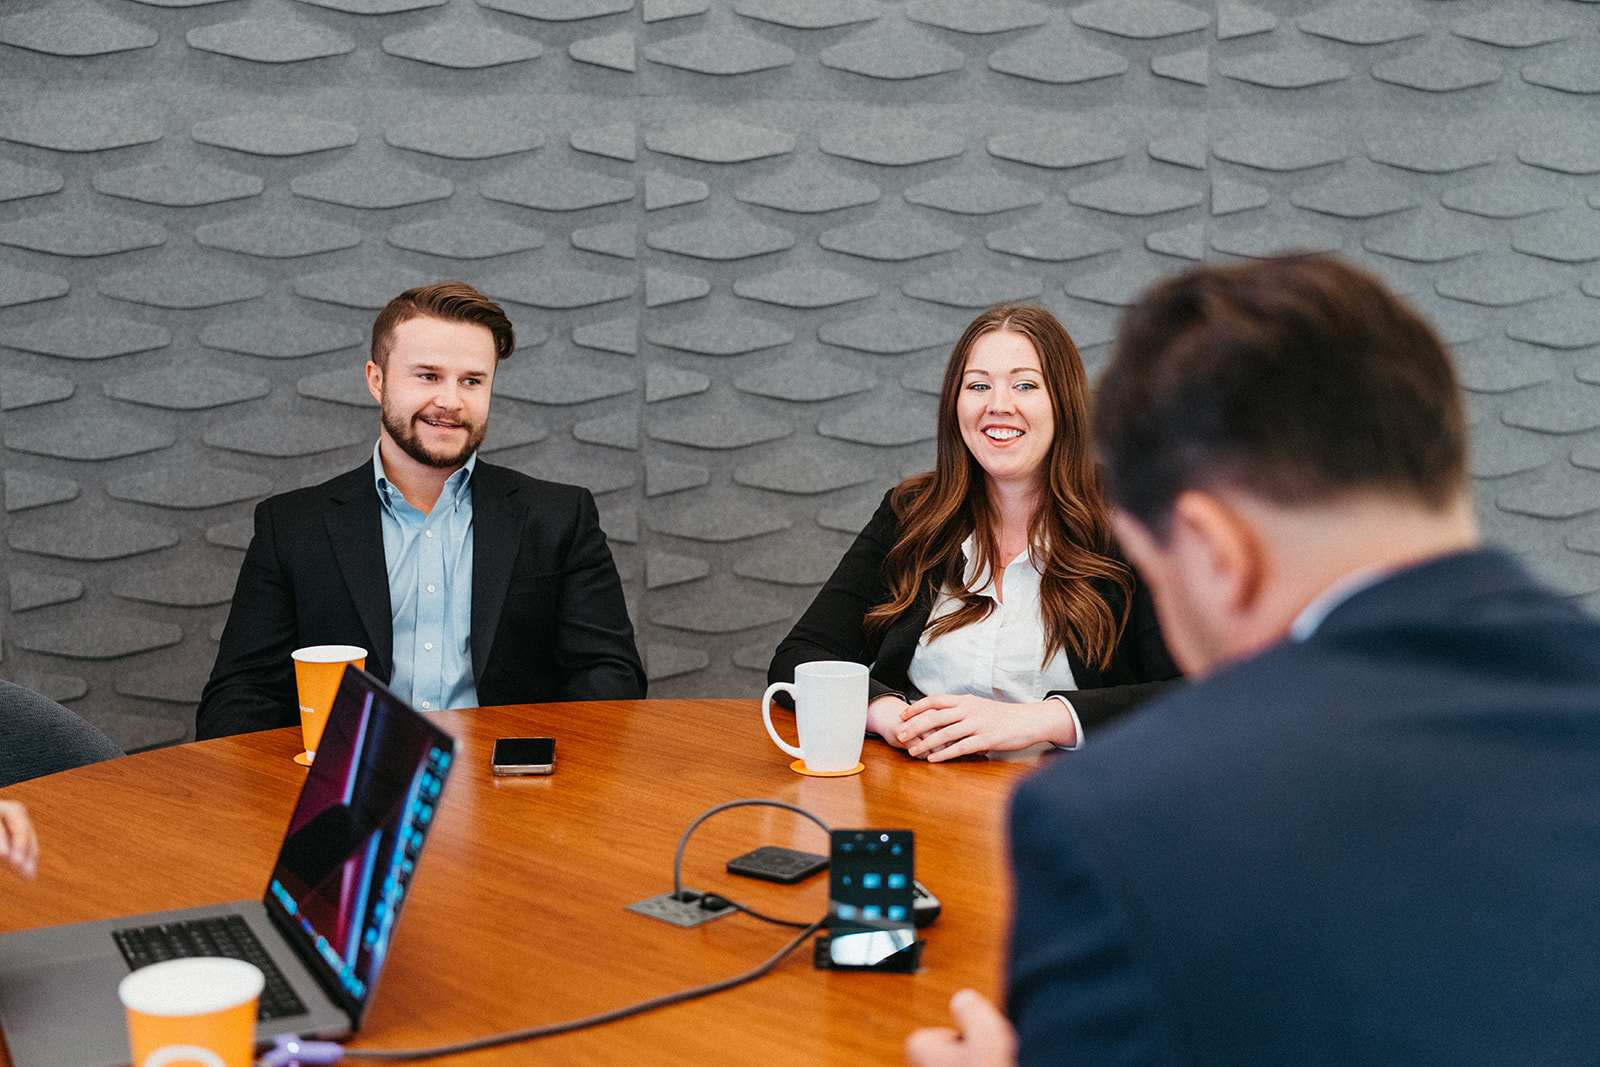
[{"left": 864, "top": 305, "right": 1133, "bottom": 670}]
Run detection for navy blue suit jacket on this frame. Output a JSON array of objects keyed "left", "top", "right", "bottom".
[
  {"left": 196, "top": 461, "right": 645, "bottom": 739},
  {"left": 1007, "top": 549, "right": 1600, "bottom": 1066}
]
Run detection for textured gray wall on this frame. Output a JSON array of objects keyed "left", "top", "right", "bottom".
[{"left": 4, "top": 0, "right": 1600, "bottom": 751}]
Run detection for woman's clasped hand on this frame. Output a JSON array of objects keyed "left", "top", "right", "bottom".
[{"left": 868, "top": 693, "right": 1081, "bottom": 762}]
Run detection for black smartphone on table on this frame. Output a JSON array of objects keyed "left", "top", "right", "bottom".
[{"left": 491, "top": 737, "right": 555, "bottom": 776}]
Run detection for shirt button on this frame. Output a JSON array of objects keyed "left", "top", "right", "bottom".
[
  {"left": 425, "top": 530, "right": 433, "bottom": 538},
  {"left": 427, "top": 584, "right": 436, "bottom": 593},
  {"left": 421, "top": 701, "right": 431, "bottom": 709},
  {"left": 424, "top": 642, "right": 434, "bottom": 651}
]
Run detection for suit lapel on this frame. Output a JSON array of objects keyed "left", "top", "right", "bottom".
[
  {"left": 325, "top": 468, "right": 395, "bottom": 678},
  {"left": 470, "top": 464, "right": 524, "bottom": 682}
]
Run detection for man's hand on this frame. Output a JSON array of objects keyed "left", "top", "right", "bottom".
[
  {"left": 0, "top": 800, "right": 38, "bottom": 880},
  {"left": 906, "top": 989, "right": 1018, "bottom": 1067},
  {"left": 899, "top": 695, "right": 1077, "bottom": 761}
]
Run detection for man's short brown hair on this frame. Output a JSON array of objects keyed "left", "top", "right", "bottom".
[
  {"left": 370, "top": 281, "right": 515, "bottom": 368},
  {"left": 1095, "top": 253, "right": 1469, "bottom": 537}
]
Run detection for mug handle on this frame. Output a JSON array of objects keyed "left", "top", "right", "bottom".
[{"left": 761, "top": 683, "right": 805, "bottom": 760}]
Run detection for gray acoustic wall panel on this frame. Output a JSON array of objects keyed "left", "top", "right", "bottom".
[{"left": 4, "top": 0, "right": 1600, "bottom": 750}]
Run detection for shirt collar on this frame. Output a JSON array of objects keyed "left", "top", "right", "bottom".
[
  {"left": 372, "top": 440, "right": 477, "bottom": 509},
  {"left": 958, "top": 533, "right": 982, "bottom": 588},
  {"left": 1289, "top": 565, "right": 1392, "bottom": 642},
  {"left": 957, "top": 532, "right": 1039, "bottom": 596}
]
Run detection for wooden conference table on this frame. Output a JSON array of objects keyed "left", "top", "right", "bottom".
[{"left": 0, "top": 699, "right": 1044, "bottom": 1066}]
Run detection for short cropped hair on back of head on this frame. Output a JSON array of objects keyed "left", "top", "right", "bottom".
[
  {"left": 1094, "top": 252, "right": 1469, "bottom": 539},
  {"left": 370, "top": 281, "right": 516, "bottom": 369}
]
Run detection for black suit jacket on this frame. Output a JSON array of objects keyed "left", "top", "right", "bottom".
[
  {"left": 1007, "top": 550, "right": 1600, "bottom": 1065},
  {"left": 196, "top": 461, "right": 645, "bottom": 739},
  {"left": 768, "top": 491, "right": 1180, "bottom": 731}
]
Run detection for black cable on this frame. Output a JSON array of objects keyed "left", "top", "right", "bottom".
[
  {"left": 339, "top": 918, "right": 824, "bottom": 1061},
  {"left": 671, "top": 797, "right": 831, "bottom": 905},
  {"left": 703, "top": 896, "right": 814, "bottom": 929},
  {"left": 325, "top": 799, "right": 833, "bottom": 1061}
]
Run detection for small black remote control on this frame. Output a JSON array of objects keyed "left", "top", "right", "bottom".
[{"left": 726, "top": 845, "right": 829, "bottom": 885}]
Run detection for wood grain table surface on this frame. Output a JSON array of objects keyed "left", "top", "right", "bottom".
[{"left": 0, "top": 699, "right": 1044, "bottom": 1066}]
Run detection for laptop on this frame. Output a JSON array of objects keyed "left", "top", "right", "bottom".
[{"left": 0, "top": 667, "right": 458, "bottom": 1067}]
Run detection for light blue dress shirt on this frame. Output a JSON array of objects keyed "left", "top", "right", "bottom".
[{"left": 373, "top": 443, "right": 479, "bottom": 712}]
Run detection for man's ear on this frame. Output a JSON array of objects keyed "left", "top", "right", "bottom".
[
  {"left": 1168, "top": 490, "right": 1268, "bottom": 622},
  {"left": 1109, "top": 508, "right": 1162, "bottom": 576},
  {"left": 365, "top": 360, "right": 384, "bottom": 405}
]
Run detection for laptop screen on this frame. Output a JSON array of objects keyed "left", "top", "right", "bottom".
[{"left": 262, "top": 667, "right": 457, "bottom": 1024}]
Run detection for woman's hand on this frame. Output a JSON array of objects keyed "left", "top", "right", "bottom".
[
  {"left": 898, "top": 695, "right": 1077, "bottom": 762},
  {"left": 867, "top": 694, "right": 913, "bottom": 748}
]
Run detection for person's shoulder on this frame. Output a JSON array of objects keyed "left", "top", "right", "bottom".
[
  {"left": 1311, "top": 549, "right": 1600, "bottom": 661},
  {"left": 473, "top": 461, "right": 591, "bottom": 506},
  {"left": 1025, "top": 641, "right": 1313, "bottom": 802},
  {"left": 258, "top": 463, "right": 372, "bottom": 517},
  {"left": 870, "top": 483, "right": 902, "bottom": 530},
  {"left": 872, "top": 472, "right": 937, "bottom": 532}
]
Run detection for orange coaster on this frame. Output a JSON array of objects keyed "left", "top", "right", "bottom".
[
  {"left": 293, "top": 752, "right": 314, "bottom": 767},
  {"left": 790, "top": 759, "right": 864, "bottom": 778}
]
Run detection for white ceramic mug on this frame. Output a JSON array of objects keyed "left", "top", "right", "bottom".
[{"left": 762, "top": 661, "right": 870, "bottom": 773}]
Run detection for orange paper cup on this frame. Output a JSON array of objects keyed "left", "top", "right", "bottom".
[
  {"left": 292, "top": 644, "right": 366, "bottom": 762},
  {"left": 118, "top": 957, "right": 263, "bottom": 1067}
]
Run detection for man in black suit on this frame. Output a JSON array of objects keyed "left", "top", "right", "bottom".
[
  {"left": 908, "top": 254, "right": 1600, "bottom": 1066},
  {"left": 197, "top": 281, "right": 644, "bottom": 740}
]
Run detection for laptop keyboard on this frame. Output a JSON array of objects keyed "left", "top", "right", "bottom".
[{"left": 112, "top": 915, "right": 308, "bottom": 1020}]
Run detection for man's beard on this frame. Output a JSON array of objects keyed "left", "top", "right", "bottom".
[{"left": 380, "top": 398, "right": 487, "bottom": 469}]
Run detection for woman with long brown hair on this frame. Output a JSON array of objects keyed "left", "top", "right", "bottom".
[{"left": 769, "top": 305, "right": 1179, "bottom": 760}]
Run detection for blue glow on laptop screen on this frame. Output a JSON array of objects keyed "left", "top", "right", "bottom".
[{"left": 266, "top": 670, "right": 455, "bottom": 1019}]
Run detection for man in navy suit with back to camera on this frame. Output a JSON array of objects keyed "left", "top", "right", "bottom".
[
  {"left": 197, "top": 281, "right": 645, "bottom": 740},
  {"left": 908, "top": 253, "right": 1600, "bottom": 1066}
]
